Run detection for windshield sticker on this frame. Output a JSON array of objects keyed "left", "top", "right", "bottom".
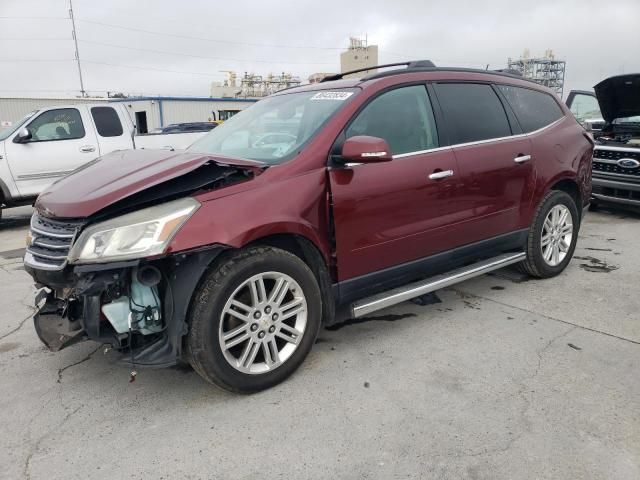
[{"left": 310, "top": 91, "right": 354, "bottom": 101}]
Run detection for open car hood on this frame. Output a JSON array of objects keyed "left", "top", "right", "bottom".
[
  {"left": 35, "top": 149, "right": 264, "bottom": 219},
  {"left": 594, "top": 74, "right": 640, "bottom": 122}
]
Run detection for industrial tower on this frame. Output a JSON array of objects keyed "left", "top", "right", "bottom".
[{"left": 507, "top": 49, "right": 567, "bottom": 97}]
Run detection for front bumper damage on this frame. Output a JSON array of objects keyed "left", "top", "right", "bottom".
[{"left": 27, "top": 247, "right": 225, "bottom": 368}]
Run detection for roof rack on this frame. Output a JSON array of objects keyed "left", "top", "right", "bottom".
[
  {"left": 320, "top": 60, "right": 436, "bottom": 82},
  {"left": 492, "top": 68, "right": 523, "bottom": 77}
]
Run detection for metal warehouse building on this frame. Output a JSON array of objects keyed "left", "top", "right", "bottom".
[{"left": 0, "top": 96, "right": 258, "bottom": 133}]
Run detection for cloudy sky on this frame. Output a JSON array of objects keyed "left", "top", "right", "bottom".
[{"left": 0, "top": 0, "right": 638, "bottom": 99}]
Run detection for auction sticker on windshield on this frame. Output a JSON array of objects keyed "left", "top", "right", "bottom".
[{"left": 310, "top": 91, "right": 354, "bottom": 101}]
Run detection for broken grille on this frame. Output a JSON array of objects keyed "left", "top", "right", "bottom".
[{"left": 25, "top": 214, "right": 84, "bottom": 270}]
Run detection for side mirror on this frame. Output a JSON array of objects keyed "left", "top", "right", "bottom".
[
  {"left": 341, "top": 135, "right": 392, "bottom": 164},
  {"left": 14, "top": 128, "right": 32, "bottom": 144}
]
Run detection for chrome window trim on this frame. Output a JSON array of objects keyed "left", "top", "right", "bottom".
[
  {"left": 393, "top": 146, "right": 451, "bottom": 159},
  {"left": 390, "top": 117, "right": 565, "bottom": 160}
]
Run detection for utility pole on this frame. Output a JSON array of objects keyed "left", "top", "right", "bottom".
[{"left": 69, "top": 0, "right": 86, "bottom": 97}]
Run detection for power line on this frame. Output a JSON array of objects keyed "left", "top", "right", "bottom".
[
  {"left": 79, "top": 39, "right": 338, "bottom": 66},
  {"left": 0, "top": 59, "right": 74, "bottom": 62},
  {"left": 0, "top": 37, "right": 70, "bottom": 41},
  {"left": 76, "top": 18, "right": 346, "bottom": 50},
  {"left": 0, "top": 16, "right": 68, "bottom": 20},
  {"left": 83, "top": 60, "right": 230, "bottom": 77}
]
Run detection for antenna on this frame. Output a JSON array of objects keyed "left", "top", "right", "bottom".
[{"left": 69, "top": 0, "right": 86, "bottom": 97}]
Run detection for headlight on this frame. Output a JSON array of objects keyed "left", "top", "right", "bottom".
[{"left": 68, "top": 197, "right": 200, "bottom": 264}]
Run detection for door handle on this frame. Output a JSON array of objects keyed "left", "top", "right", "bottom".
[
  {"left": 429, "top": 169, "right": 454, "bottom": 180},
  {"left": 514, "top": 154, "right": 532, "bottom": 164},
  {"left": 79, "top": 145, "right": 96, "bottom": 153}
]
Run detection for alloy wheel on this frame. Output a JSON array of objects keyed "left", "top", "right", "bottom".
[
  {"left": 541, "top": 204, "right": 573, "bottom": 267},
  {"left": 218, "top": 271, "right": 308, "bottom": 374}
]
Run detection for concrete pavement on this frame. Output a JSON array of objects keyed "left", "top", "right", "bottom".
[{"left": 0, "top": 206, "right": 638, "bottom": 479}]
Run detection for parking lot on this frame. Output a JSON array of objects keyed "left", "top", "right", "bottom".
[{"left": 0, "top": 205, "right": 638, "bottom": 479}]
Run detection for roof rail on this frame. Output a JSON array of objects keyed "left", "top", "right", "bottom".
[
  {"left": 492, "top": 68, "right": 522, "bottom": 77},
  {"left": 320, "top": 60, "right": 436, "bottom": 82}
]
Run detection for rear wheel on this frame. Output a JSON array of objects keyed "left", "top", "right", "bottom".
[
  {"left": 519, "top": 190, "right": 579, "bottom": 278},
  {"left": 187, "top": 246, "right": 322, "bottom": 393}
]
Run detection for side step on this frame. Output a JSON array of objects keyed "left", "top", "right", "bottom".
[{"left": 350, "top": 252, "right": 526, "bottom": 318}]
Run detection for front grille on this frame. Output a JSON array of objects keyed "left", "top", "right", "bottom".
[
  {"left": 26, "top": 214, "right": 84, "bottom": 270},
  {"left": 594, "top": 148, "right": 640, "bottom": 177},
  {"left": 593, "top": 185, "right": 640, "bottom": 203}
]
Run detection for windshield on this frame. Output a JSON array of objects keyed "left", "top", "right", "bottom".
[
  {"left": 188, "top": 89, "right": 358, "bottom": 164},
  {"left": 0, "top": 110, "right": 37, "bottom": 141},
  {"left": 569, "top": 94, "right": 602, "bottom": 123}
]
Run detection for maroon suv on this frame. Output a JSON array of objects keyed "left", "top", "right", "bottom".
[{"left": 25, "top": 61, "right": 593, "bottom": 392}]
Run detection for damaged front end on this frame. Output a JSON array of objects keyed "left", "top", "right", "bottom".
[
  {"left": 29, "top": 246, "right": 225, "bottom": 367},
  {"left": 24, "top": 154, "right": 264, "bottom": 367}
]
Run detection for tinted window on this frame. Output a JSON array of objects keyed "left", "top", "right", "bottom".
[
  {"left": 345, "top": 85, "right": 438, "bottom": 155},
  {"left": 498, "top": 85, "right": 564, "bottom": 133},
  {"left": 26, "top": 108, "right": 85, "bottom": 142},
  {"left": 91, "top": 106, "right": 123, "bottom": 137},
  {"left": 436, "top": 83, "right": 511, "bottom": 144}
]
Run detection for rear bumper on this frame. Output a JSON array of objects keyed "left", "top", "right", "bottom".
[
  {"left": 591, "top": 174, "right": 640, "bottom": 207},
  {"left": 26, "top": 247, "right": 225, "bottom": 367}
]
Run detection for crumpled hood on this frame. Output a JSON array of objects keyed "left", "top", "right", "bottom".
[
  {"left": 35, "top": 148, "right": 262, "bottom": 218},
  {"left": 594, "top": 74, "right": 640, "bottom": 122}
]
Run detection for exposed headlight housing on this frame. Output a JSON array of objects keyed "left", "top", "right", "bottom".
[{"left": 68, "top": 197, "right": 200, "bottom": 264}]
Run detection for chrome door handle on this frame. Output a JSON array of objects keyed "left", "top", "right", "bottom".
[
  {"left": 79, "top": 145, "right": 96, "bottom": 153},
  {"left": 514, "top": 154, "right": 531, "bottom": 164},
  {"left": 429, "top": 169, "right": 454, "bottom": 180}
]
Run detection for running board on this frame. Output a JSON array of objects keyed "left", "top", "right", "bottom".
[{"left": 350, "top": 252, "right": 526, "bottom": 318}]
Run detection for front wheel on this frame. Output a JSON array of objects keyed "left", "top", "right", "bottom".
[
  {"left": 187, "top": 246, "right": 322, "bottom": 393},
  {"left": 519, "top": 190, "right": 579, "bottom": 278}
]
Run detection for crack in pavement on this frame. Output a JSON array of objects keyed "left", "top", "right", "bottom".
[
  {"left": 57, "top": 344, "right": 103, "bottom": 384},
  {"left": 0, "top": 307, "right": 35, "bottom": 341},
  {"left": 23, "top": 405, "right": 82, "bottom": 480},
  {"left": 443, "top": 326, "right": 576, "bottom": 460},
  {"left": 452, "top": 288, "right": 640, "bottom": 346}
]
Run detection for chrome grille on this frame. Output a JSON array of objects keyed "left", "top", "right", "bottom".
[
  {"left": 25, "top": 214, "right": 84, "bottom": 270},
  {"left": 594, "top": 148, "right": 640, "bottom": 177}
]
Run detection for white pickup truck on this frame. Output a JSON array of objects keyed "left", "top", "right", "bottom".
[{"left": 0, "top": 103, "right": 209, "bottom": 218}]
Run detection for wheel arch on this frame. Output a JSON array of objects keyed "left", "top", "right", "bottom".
[
  {"left": 549, "top": 177, "right": 582, "bottom": 221},
  {"left": 244, "top": 233, "right": 336, "bottom": 325}
]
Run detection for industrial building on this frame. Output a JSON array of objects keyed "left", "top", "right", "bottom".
[
  {"left": 0, "top": 96, "right": 257, "bottom": 134},
  {"left": 211, "top": 71, "right": 302, "bottom": 99},
  {"left": 340, "top": 37, "right": 378, "bottom": 77},
  {"left": 507, "top": 49, "right": 566, "bottom": 97}
]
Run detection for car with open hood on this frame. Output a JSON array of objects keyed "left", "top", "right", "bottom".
[
  {"left": 25, "top": 61, "right": 593, "bottom": 392},
  {"left": 567, "top": 73, "right": 640, "bottom": 209}
]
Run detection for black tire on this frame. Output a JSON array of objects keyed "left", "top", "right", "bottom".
[
  {"left": 187, "top": 246, "right": 322, "bottom": 393},
  {"left": 519, "top": 190, "right": 580, "bottom": 279}
]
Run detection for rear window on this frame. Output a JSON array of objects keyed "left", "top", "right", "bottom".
[
  {"left": 435, "top": 83, "right": 511, "bottom": 144},
  {"left": 497, "top": 85, "right": 564, "bottom": 133},
  {"left": 91, "top": 106, "right": 124, "bottom": 137}
]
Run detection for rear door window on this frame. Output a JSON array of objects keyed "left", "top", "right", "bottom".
[
  {"left": 497, "top": 85, "right": 564, "bottom": 132},
  {"left": 345, "top": 85, "right": 439, "bottom": 155},
  {"left": 435, "top": 83, "right": 511, "bottom": 144},
  {"left": 91, "top": 106, "right": 124, "bottom": 137}
]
